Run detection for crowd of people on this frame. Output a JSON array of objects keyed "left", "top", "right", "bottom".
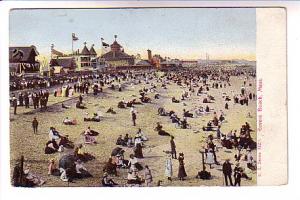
[
  {"left": 11, "top": 67, "right": 257, "bottom": 187},
  {"left": 10, "top": 89, "right": 50, "bottom": 114}
]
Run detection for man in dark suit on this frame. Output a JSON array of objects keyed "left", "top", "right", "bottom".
[
  {"left": 222, "top": 159, "right": 233, "bottom": 186},
  {"left": 32, "top": 117, "right": 39, "bottom": 134},
  {"left": 12, "top": 95, "right": 18, "bottom": 115},
  {"left": 170, "top": 136, "right": 177, "bottom": 159},
  {"left": 131, "top": 110, "right": 137, "bottom": 126},
  {"left": 79, "top": 94, "right": 83, "bottom": 104},
  {"left": 24, "top": 92, "right": 30, "bottom": 108}
]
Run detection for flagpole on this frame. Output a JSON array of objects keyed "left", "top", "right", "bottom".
[
  {"left": 72, "top": 34, "right": 74, "bottom": 55},
  {"left": 101, "top": 37, "right": 104, "bottom": 56},
  {"left": 51, "top": 44, "right": 54, "bottom": 59}
]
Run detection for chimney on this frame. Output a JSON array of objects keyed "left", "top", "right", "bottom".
[{"left": 147, "top": 49, "right": 152, "bottom": 62}]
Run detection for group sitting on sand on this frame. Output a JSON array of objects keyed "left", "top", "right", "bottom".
[
  {"left": 45, "top": 127, "right": 74, "bottom": 154},
  {"left": 13, "top": 68, "right": 257, "bottom": 187}
]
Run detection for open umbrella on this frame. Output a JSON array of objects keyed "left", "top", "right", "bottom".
[
  {"left": 59, "top": 154, "right": 76, "bottom": 170},
  {"left": 111, "top": 147, "right": 124, "bottom": 156}
]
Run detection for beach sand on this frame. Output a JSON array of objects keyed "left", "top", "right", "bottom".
[{"left": 10, "top": 74, "right": 257, "bottom": 187}]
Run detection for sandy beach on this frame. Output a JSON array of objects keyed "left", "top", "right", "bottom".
[{"left": 10, "top": 72, "right": 257, "bottom": 187}]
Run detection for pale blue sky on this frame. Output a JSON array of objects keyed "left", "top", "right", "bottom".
[{"left": 10, "top": 8, "right": 256, "bottom": 60}]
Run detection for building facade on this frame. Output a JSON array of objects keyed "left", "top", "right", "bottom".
[
  {"left": 51, "top": 43, "right": 97, "bottom": 72},
  {"left": 50, "top": 56, "right": 77, "bottom": 75},
  {"left": 73, "top": 44, "right": 97, "bottom": 71},
  {"left": 9, "top": 46, "right": 40, "bottom": 75},
  {"left": 100, "top": 39, "right": 134, "bottom": 68}
]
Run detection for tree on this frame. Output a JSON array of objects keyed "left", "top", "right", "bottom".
[{"left": 37, "top": 56, "right": 50, "bottom": 76}]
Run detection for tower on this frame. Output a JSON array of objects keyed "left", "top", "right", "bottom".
[{"left": 147, "top": 49, "right": 152, "bottom": 62}]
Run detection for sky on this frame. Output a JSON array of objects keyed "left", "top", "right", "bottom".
[{"left": 10, "top": 8, "right": 256, "bottom": 60}]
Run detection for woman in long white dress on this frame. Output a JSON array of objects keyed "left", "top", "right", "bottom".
[
  {"left": 206, "top": 149, "right": 215, "bottom": 169},
  {"left": 165, "top": 153, "right": 173, "bottom": 181},
  {"left": 69, "top": 88, "right": 74, "bottom": 97}
]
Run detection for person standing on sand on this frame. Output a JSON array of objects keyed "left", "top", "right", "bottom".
[
  {"left": 178, "top": 153, "right": 187, "bottom": 181},
  {"left": 79, "top": 94, "right": 83, "bottom": 104},
  {"left": 170, "top": 136, "right": 177, "bottom": 159},
  {"left": 144, "top": 165, "right": 153, "bottom": 186},
  {"left": 165, "top": 153, "right": 173, "bottom": 181},
  {"left": 24, "top": 92, "right": 30, "bottom": 108},
  {"left": 131, "top": 107, "right": 137, "bottom": 126},
  {"left": 12, "top": 95, "right": 18, "bottom": 115},
  {"left": 207, "top": 140, "right": 219, "bottom": 165},
  {"left": 222, "top": 159, "right": 233, "bottom": 186},
  {"left": 32, "top": 117, "right": 39, "bottom": 134},
  {"left": 225, "top": 102, "right": 229, "bottom": 110},
  {"left": 233, "top": 162, "right": 242, "bottom": 186}
]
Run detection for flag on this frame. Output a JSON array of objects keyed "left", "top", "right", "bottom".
[
  {"left": 101, "top": 38, "right": 109, "bottom": 47},
  {"left": 72, "top": 33, "right": 79, "bottom": 41},
  {"left": 102, "top": 42, "right": 109, "bottom": 47}
]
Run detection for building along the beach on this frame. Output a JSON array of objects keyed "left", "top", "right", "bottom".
[
  {"left": 9, "top": 45, "right": 40, "bottom": 75},
  {"left": 51, "top": 43, "right": 97, "bottom": 72},
  {"left": 100, "top": 39, "right": 134, "bottom": 68}
]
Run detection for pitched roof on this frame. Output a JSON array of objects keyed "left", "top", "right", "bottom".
[
  {"left": 50, "top": 57, "right": 76, "bottom": 68},
  {"left": 51, "top": 48, "right": 64, "bottom": 56},
  {"left": 100, "top": 51, "right": 133, "bottom": 61},
  {"left": 9, "top": 46, "right": 39, "bottom": 63},
  {"left": 135, "top": 60, "right": 151, "bottom": 66},
  {"left": 89, "top": 46, "right": 97, "bottom": 55},
  {"left": 81, "top": 45, "right": 90, "bottom": 55},
  {"left": 110, "top": 41, "right": 122, "bottom": 48}
]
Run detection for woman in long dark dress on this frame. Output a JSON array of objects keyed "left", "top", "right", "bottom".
[
  {"left": 178, "top": 153, "right": 187, "bottom": 181},
  {"left": 134, "top": 143, "right": 143, "bottom": 158}
]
